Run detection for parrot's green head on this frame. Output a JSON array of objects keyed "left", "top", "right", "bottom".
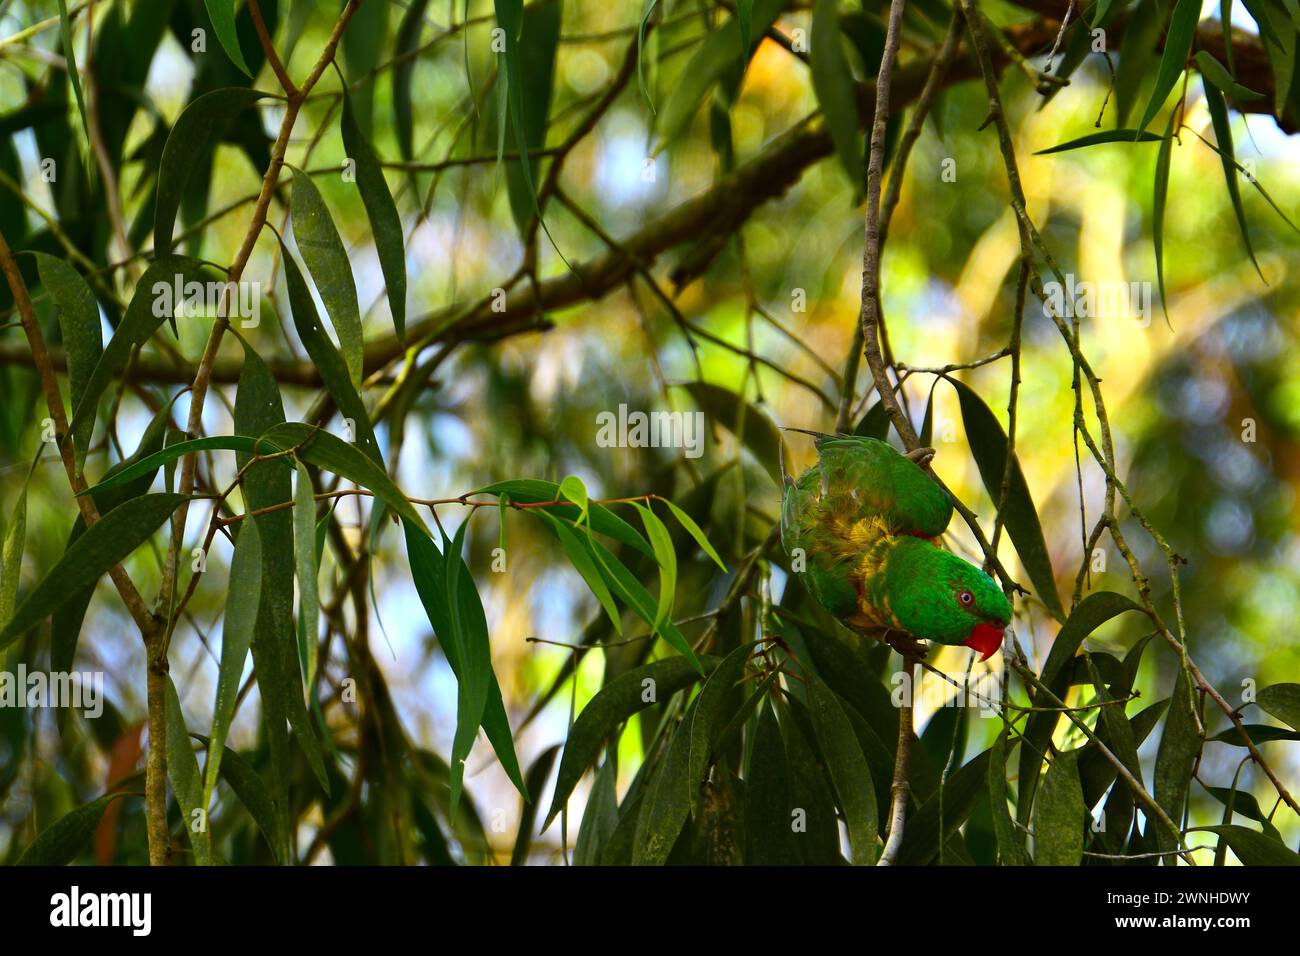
[{"left": 885, "top": 542, "right": 1013, "bottom": 659}]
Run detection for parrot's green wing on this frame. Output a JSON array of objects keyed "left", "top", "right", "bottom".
[
  {"left": 780, "top": 436, "right": 952, "bottom": 618},
  {"left": 805, "top": 436, "right": 951, "bottom": 537}
]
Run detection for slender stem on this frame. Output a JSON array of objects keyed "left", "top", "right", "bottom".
[
  {"left": 857, "top": 0, "right": 916, "bottom": 451},
  {"left": 879, "top": 655, "right": 916, "bottom": 865}
]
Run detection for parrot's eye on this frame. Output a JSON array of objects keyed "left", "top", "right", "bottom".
[{"left": 958, "top": 590, "right": 974, "bottom": 606}]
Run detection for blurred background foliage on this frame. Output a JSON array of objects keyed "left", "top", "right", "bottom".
[{"left": 0, "top": 0, "right": 1297, "bottom": 865}]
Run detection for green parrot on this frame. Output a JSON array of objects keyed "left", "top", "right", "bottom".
[{"left": 780, "top": 433, "right": 1012, "bottom": 661}]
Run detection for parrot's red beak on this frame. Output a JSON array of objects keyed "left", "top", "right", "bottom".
[{"left": 964, "top": 623, "right": 1005, "bottom": 662}]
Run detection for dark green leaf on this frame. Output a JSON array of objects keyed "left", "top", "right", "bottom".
[
  {"left": 1035, "top": 129, "right": 1165, "bottom": 154},
  {"left": 79, "top": 436, "right": 260, "bottom": 497},
  {"left": 632, "top": 700, "right": 698, "bottom": 864},
  {"left": 948, "top": 376, "right": 1064, "bottom": 620},
  {"left": 477, "top": 478, "right": 653, "bottom": 559},
  {"left": 289, "top": 167, "right": 363, "bottom": 386},
  {"left": 1256, "top": 683, "right": 1300, "bottom": 732},
  {"left": 203, "top": 516, "right": 262, "bottom": 808},
  {"left": 686, "top": 643, "right": 754, "bottom": 812},
  {"left": 1203, "top": 786, "right": 1283, "bottom": 841},
  {"left": 1134, "top": 0, "right": 1201, "bottom": 136},
  {"left": 340, "top": 84, "right": 407, "bottom": 342},
  {"left": 256, "top": 423, "right": 421, "bottom": 529},
  {"left": 1153, "top": 108, "right": 1177, "bottom": 324},
  {"left": 811, "top": 0, "right": 863, "bottom": 190},
  {"left": 1115, "top": 0, "right": 1164, "bottom": 127},
  {"left": 746, "top": 700, "right": 799, "bottom": 864},
  {"left": 204, "top": 0, "right": 252, "bottom": 75},
  {"left": 164, "top": 676, "right": 212, "bottom": 865},
  {"left": 656, "top": 0, "right": 786, "bottom": 145},
  {"left": 274, "top": 237, "right": 381, "bottom": 463},
  {"left": 1197, "top": 825, "right": 1300, "bottom": 865},
  {"left": 191, "top": 733, "right": 282, "bottom": 863},
  {"left": 574, "top": 753, "right": 619, "bottom": 865},
  {"left": 404, "top": 518, "right": 526, "bottom": 804},
  {"left": 898, "top": 748, "right": 990, "bottom": 865},
  {"left": 294, "top": 462, "right": 321, "bottom": 693},
  {"left": 1032, "top": 749, "right": 1086, "bottom": 865},
  {"left": 1194, "top": 50, "right": 1265, "bottom": 99},
  {"left": 393, "top": 0, "right": 430, "bottom": 171},
  {"left": 1017, "top": 590, "right": 1142, "bottom": 822},
  {"left": 68, "top": 256, "right": 214, "bottom": 445},
  {"left": 155, "top": 89, "right": 266, "bottom": 256},
  {"left": 989, "top": 728, "right": 1028, "bottom": 864},
  {"left": 806, "top": 672, "right": 878, "bottom": 864},
  {"left": 545, "top": 655, "right": 719, "bottom": 827},
  {"left": 1153, "top": 668, "right": 1200, "bottom": 858},
  {"left": 1202, "top": 79, "right": 1263, "bottom": 280},
  {"left": 31, "top": 253, "right": 102, "bottom": 466},
  {"left": 0, "top": 493, "right": 186, "bottom": 647},
  {"left": 511, "top": 744, "right": 559, "bottom": 865},
  {"left": 15, "top": 793, "right": 128, "bottom": 865}
]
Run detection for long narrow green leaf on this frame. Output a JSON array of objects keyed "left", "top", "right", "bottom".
[
  {"left": 191, "top": 733, "right": 282, "bottom": 862},
  {"left": 948, "top": 377, "right": 1064, "bottom": 620},
  {"left": 294, "top": 462, "right": 321, "bottom": 695},
  {"left": 15, "top": 793, "right": 128, "bottom": 865},
  {"left": 476, "top": 478, "right": 654, "bottom": 558},
  {"left": 1194, "top": 50, "right": 1265, "bottom": 100},
  {"left": 204, "top": 0, "right": 252, "bottom": 75},
  {"left": 545, "top": 655, "right": 719, "bottom": 827},
  {"left": 637, "top": 0, "right": 660, "bottom": 111},
  {"left": 288, "top": 167, "right": 364, "bottom": 387},
  {"left": 1035, "top": 129, "right": 1164, "bottom": 154},
  {"left": 31, "top": 253, "right": 102, "bottom": 467},
  {"left": 686, "top": 642, "right": 754, "bottom": 812},
  {"left": 660, "top": 497, "right": 727, "bottom": 571},
  {"left": 634, "top": 502, "right": 677, "bottom": 633},
  {"left": 1016, "top": 591, "right": 1142, "bottom": 822},
  {"left": 573, "top": 753, "right": 619, "bottom": 865},
  {"left": 444, "top": 518, "right": 491, "bottom": 814},
  {"left": 989, "top": 728, "right": 1028, "bottom": 864},
  {"left": 0, "top": 494, "right": 186, "bottom": 647},
  {"left": 68, "top": 256, "right": 213, "bottom": 447},
  {"left": 535, "top": 510, "right": 622, "bottom": 632},
  {"left": 655, "top": 0, "right": 787, "bottom": 147},
  {"left": 0, "top": 458, "right": 35, "bottom": 630},
  {"left": 275, "top": 239, "right": 382, "bottom": 463},
  {"left": 203, "top": 517, "right": 262, "bottom": 809},
  {"left": 340, "top": 83, "right": 407, "bottom": 342},
  {"left": 1032, "top": 749, "right": 1086, "bottom": 865},
  {"left": 806, "top": 672, "right": 878, "bottom": 864},
  {"left": 393, "top": 0, "right": 430, "bottom": 171},
  {"left": 54, "top": 0, "right": 91, "bottom": 180},
  {"left": 1201, "top": 79, "right": 1264, "bottom": 281},
  {"left": 155, "top": 89, "right": 266, "bottom": 256},
  {"left": 588, "top": 536, "right": 702, "bottom": 672},
  {"left": 632, "top": 698, "right": 698, "bottom": 864},
  {"left": 258, "top": 422, "right": 422, "bottom": 530},
  {"left": 404, "top": 518, "right": 526, "bottom": 800},
  {"left": 165, "top": 677, "right": 212, "bottom": 865},
  {"left": 1153, "top": 669, "right": 1201, "bottom": 859},
  {"left": 811, "top": 0, "right": 864, "bottom": 189},
  {"left": 1134, "top": 0, "right": 1201, "bottom": 136},
  {"left": 1153, "top": 108, "right": 1177, "bottom": 324},
  {"left": 79, "top": 436, "right": 260, "bottom": 497}
]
